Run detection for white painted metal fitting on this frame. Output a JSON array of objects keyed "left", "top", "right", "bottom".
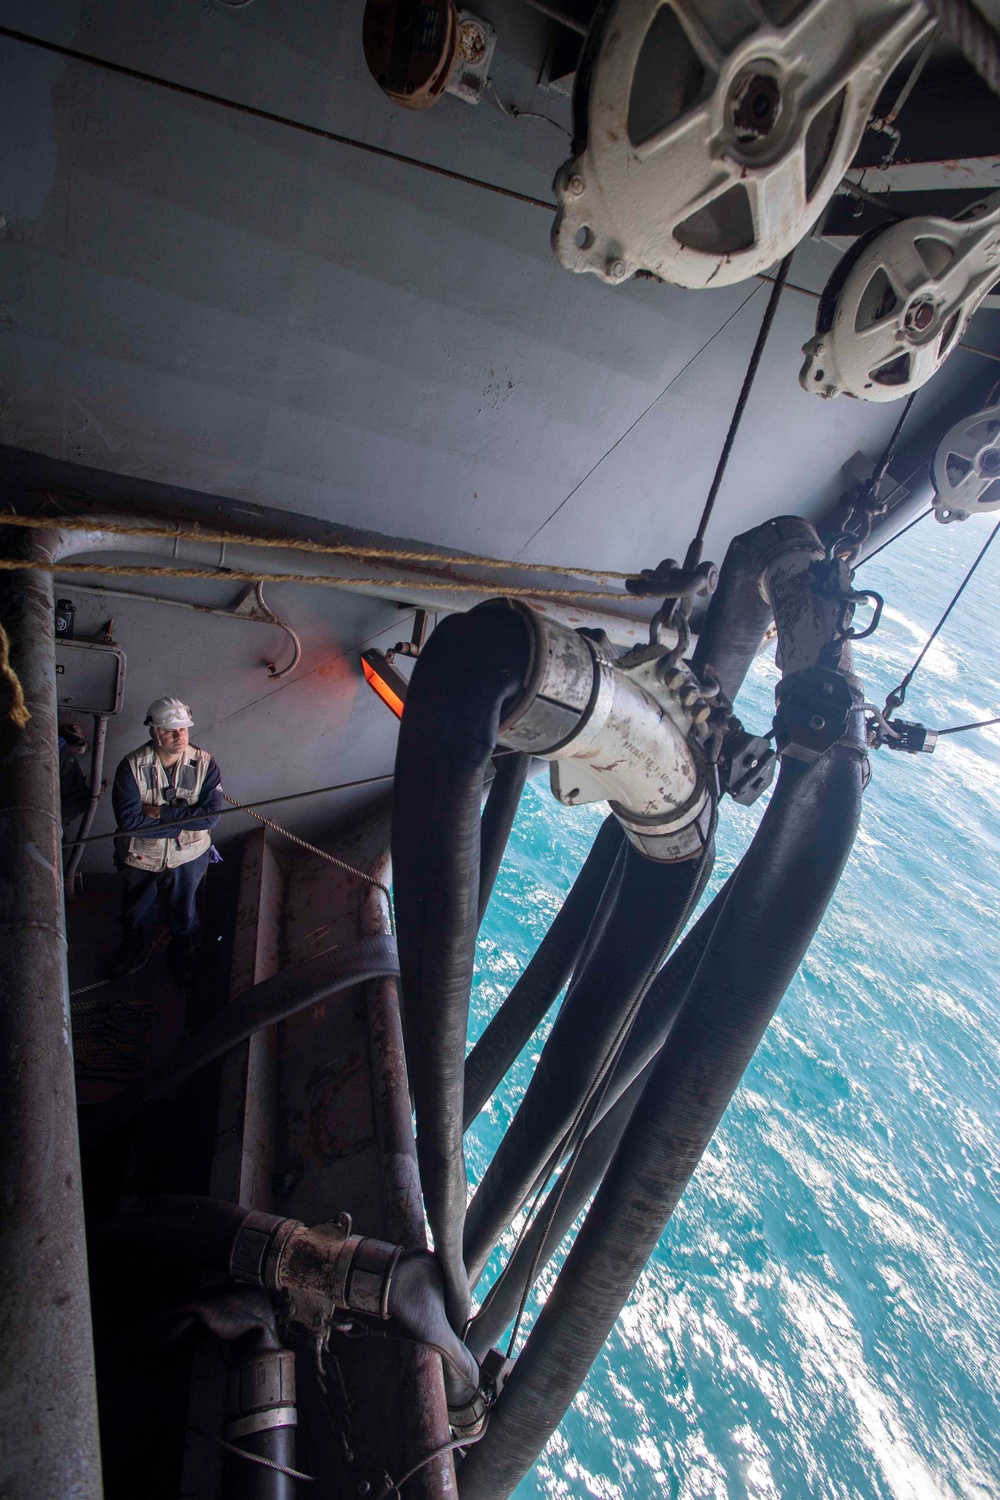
[{"left": 495, "top": 602, "right": 709, "bottom": 862}]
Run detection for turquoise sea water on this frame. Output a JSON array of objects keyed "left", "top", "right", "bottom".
[{"left": 466, "top": 515, "right": 1000, "bottom": 1500}]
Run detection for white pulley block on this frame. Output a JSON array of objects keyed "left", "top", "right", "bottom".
[
  {"left": 932, "top": 405, "right": 1000, "bottom": 522},
  {"left": 551, "top": 0, "right": 930, "bottom": 289},
  {"left": 801, "top": 194, "right": 1000, "bottom": 401}
]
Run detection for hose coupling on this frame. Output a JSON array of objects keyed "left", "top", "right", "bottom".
[
  {"left": 225, "top": 1347, "right": 297, "bottom": 1442},
  {"left": 448, "top": 1347, "right": 513, "bottom": 1439},
  {"left": 230, "top": 1210, "right": 404, "bottom": 1332}
]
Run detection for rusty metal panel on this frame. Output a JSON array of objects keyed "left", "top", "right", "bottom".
[{"left": 208, "top": 826, "right": 282, "bottom": 1209}]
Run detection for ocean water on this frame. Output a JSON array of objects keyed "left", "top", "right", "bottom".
[{"left": 465, "top": 514, "right": 1000, "bottom": 1500}]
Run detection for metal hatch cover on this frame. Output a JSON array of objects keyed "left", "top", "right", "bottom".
[
  {"left": 550, "top": 0, "right": 931, "bottom": 288},
  {"left": 54, "top": 638, "right": 127, "bottom": 716}
]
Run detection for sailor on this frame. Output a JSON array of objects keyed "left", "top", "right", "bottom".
[{"left": 110, "top": 697, "right": 223, "bottom": 983}]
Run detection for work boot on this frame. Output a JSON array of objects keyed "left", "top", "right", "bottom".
[
  {"left": 111, "top": 930, "right": 154, "bottom": 979},
  {"left": 168, "top": 935, "right": 199, "bottom": 989}
]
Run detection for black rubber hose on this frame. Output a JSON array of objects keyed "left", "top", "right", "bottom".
[
  {"left": 387, "top": 1249, "right": 482, "bottom": 1409},
  {"left": 223, "top": 1428, "right": 296, "bottom": 1500},
  {"left": 392, "top": 605, "right": 532, "bottom": 1332},
  {"left": 466, "top": 1058, "right": 652, "bottom": 1360},
  {"left": 463, "top": 844, "right": 711, "bottom": 1288},
  {"left": 82, "top": 936, "right": 400, "bottom": 1148},
  {"left": 691, "top": 527, "right": 774, "bottom": 703},
  {"left": 109, "top": 1193, "right": 262, "bottom": 1271},
  {"left": 458, "top": 742, "right": 864, "bottom": 1500},
  {"left": 463, "top": 816, "right": 625, "bottom": 1130},
  {"left": 519, "top": 866, "right": 729, "bottom": 1206},
  {"left": 478, "top": 752, "right": 531, "bottom": 927}
]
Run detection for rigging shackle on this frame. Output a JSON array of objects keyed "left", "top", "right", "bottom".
[
  {"left": 749, "top": 516, "right": 868, "bottom": 762},
  {"left": 491, "top": 600, "right": 717, "bottom": 862}
]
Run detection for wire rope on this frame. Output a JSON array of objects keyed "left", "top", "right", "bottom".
[
  {"left": 936, "top": 714, "right": 1000, "bottom": 735},
  {"left": 884, "top": 516, "right": 1000, "bottom": 715},
  {"left": 860, "top": 508, "right": 932, "bottom": 566},
  {"left": 684, "top": 253, "right": 793, "bottom": 570},
  {"left": 220, "top": 793, "right": 395, "bottom": 933},
  {"left": 0, "top": 26, "right": 554, "bottom": 214}
]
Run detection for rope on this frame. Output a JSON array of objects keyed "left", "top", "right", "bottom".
[
  {"left": 865, "top": 395, "right": 917, "bottom": 509},
  {"left": 684, "top": 252, "right": 793, "bottom": 569},
  {"left": 375, "top": 1428, "right": 487, "bottom": 1499},
  {"left": 937, "top": 714, "right": 1000, "bottom": 735},
  {"left": 859, "top": 508, "right": 932, "bottom": 566},
  {"left": 70, "top": 978, "right": 114, "bottom": 999},
  {"left": 1, "top": 509, "right": 632, "bottom": 583},
  {"left": 884, "top": 515, "right": 1000, "bottom": 714},
  {"left": 846, "top": 394, "right": 918, "bottom": 549},
  {"left": 0, "top": 620, "right": 30, "bottom": 728},
  {"left": 64, "top": 773, "right": 395, "bottom": 849},
  {"left": 0, "top": 555, "right": 628, "bottom": 604},
  {"left": 198, "top": 1431, "right": 316, "bottom": 1483},
  {"left": 221, "top": 793, "right": 395, "bottom": 934},
  {"left": 838, "top": 179, "right": 903, "bottom": 219},
  {"left": 920, "top": 0, "right": 1000, "bottom": 98}
]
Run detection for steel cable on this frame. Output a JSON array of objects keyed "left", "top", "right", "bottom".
[
  {"left": 884, "top": 516, "right": 1000, "bottom": 714},
  {"left": 684, "top": 252, "right": 794, "bottom": 570}
]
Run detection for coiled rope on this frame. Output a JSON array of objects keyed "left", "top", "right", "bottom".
[{"left": 0, "top": 621, "right": 30, "bottom": 728}]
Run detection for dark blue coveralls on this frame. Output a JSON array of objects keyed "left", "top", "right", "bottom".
[{"left": 111, "top": 754, "right": 223, "bottom": 937}]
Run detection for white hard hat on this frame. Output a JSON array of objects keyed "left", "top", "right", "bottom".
[{"left": 144, "top": 696, "right": 194, "bottom": 730}]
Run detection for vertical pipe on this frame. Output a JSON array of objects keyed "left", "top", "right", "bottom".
[
  {"left": 0, "top": 529, "right": 103, "bottom": 1499},
  {"left": 63, "top": 712, "right": 108, "bottom": 888}
]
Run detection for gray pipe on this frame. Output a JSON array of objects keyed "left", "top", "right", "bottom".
[
  {"left": 0, "top": 527, "right": 103, "bottom": 1500},
  {"left": 63, "top": 712, "right": 108, "bottom": 888}
]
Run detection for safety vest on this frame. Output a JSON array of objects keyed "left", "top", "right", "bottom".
[{"left": 118, "top": 742, "right": 213, "bottom": 872}]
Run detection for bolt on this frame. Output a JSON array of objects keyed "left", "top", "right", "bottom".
[
  {"left": 809, "top": 713, "right": 826, "bottom": 730},
  {"left": 609, "top": 259, "right": 627, "bottom": 280},
  {"left": 680, "top": 687, "right": 699, "bottom": 707},
  {"left": 692, "top": 704, "right": 712, "bottom": 724},
  {"left": 663, "top": 667, "right": 686, "bottom": 690},
  {"left": 905, "top": 298, "right": 935, "bottom": 332},
  {"left": 568, "top": 174, "right": 585, "bottom": 196},
  {"left": 980, "top": 448, "right": 1000, "bottom": 474}
]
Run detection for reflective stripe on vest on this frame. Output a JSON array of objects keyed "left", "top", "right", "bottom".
[{"left": 120, "top": 742, "right": 213, "bottom": 872}]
